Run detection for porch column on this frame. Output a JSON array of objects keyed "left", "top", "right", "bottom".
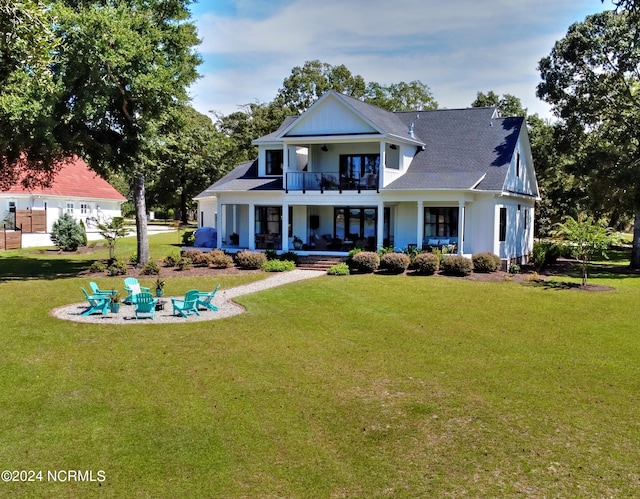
[
  {"left": 458, "top": 200, "right": 465, "bottom": 255},
  {"left": 379, "top": 142, "right": 386, "bottom": 189},
  {"left": 417, "top": 200, "right": 424, "bottom": 249},
  {"left": 216, "top": 198, "right": 222, "bottom": 248},
  {"left": 377, "top": 201, "right": 385, "bottom": 250},
  {"left": 248, "top": 203, "right": 255, "bottom": 250},
  {"left": 282, "top": 202, "right": 289, "bottom": 252}
]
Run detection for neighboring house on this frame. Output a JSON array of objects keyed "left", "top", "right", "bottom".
[
  {"left": 195, "top": 90, "right": 539, "bottom": 264},
  {"left": 1, "top": 156, "right": 126, "bottom": 248}
]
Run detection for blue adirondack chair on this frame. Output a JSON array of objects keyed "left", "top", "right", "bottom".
[
  {"left": 89, "top": 281, "right": 117, "bottom": 297},
  {"left": 134, "top": 292, "right": 158, "bottom": 320},
  {"left": 171, "top": 289, "right": 200, "bottom": 318},
  {"left": 123, "top": 277, "right": 150, "bottom": 304},
  {"left": 81, "top": 288, "right": 110, "bottom": 316},
  {"left": 196, "top": 284, "right": 220, "bottom": 312}
]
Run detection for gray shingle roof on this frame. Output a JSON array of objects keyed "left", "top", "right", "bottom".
[
  {"left": 194, "top": 160, "right": 282, "bottom": 197},
  {"left": 386, "top": 108, "right": 523, "bottom": 191}
]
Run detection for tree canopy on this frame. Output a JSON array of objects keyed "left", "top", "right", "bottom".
[{"left": 537, "top": 9, "right": 640, "bottom": 267}]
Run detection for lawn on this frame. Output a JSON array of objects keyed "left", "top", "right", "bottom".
[{"left": 1, "top": 241, "right": 640, "bottom": 497}]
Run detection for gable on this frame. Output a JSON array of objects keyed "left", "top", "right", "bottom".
[{"left": 281, "top": 95, "right": 379, "bottom": 137}]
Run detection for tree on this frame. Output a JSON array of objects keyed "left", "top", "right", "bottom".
[
  {"left": 364, "top": 81, "right": 437, "bottom": 112},
  {"left": 537, "top": 10, "right": 640, "bottom": 267},
  {"left": 275, "top": 60, "right": 367, "bottom": 114},
  {"left": 552, "top": 214, "right": 616, "bottom": 286},
  {"left": 50, "top": 213, "right": 85, "bottom": 251},
  {"left": 471, "top": 91, "right": 527, "bottom": 117},
  {"left": 91, "top": 216, "right": 130, "bottom": 260},
  {"left": 0, "top": 1, "right": 67, "bottom": 190},
  {"left": 50, "top": 0, "right": 201, "bottom": 265},
  {"left": 147, "top": 105, "right": 232, "bottom": 223}
]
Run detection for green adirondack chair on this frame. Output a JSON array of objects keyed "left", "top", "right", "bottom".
[
  {"left": 89, "top": 281, "right": 117, "bottom": 297},
  {"left": 196, "top": 284, "right": 220, "bottom": 312},
  {"left": 134, "top": 292, "right": 158, "bottom": 320},
  {"left": 171, "top": 289, "right": 200, "bottom": 318},
  {"left": 81, "top": 288, "right": 110, "bottom": 316},
  {"left": 123, "top": 277, "right": 150, "bottom": 304}
]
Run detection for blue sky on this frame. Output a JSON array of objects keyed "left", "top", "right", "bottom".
[{"left": 187, "top": 0, "right": 609, "bottom": 119}]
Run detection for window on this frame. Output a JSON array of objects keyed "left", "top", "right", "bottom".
[
  {"left": 516, "top": 152, "right": 521, "bottom": 177},
  {"left": 334, "top": 207, "right": 377, "bottom": 242},
  {"left": 339, "top": 154, "right": 380, "bottom": 184},
  {"left": 255, "top": 206, "right": 281, "bottom": 235},
  {"left": 499, "top": 207, "right": 507, "bottom": 242},
  {"left": 80, "top": 203, "right": 90, "bottom": 215},
  {"left": 266, "top": 149, "right": 283, "bottom": 175},
  {"left": 65, "top": 202, "right": 74, "bottom": 215},
  {"left": 424, "top": 207, "right": 458, "bottom": 238}
]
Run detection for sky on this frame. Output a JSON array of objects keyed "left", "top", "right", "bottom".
[{"left": 187, "top": 0, "right": 610, "bottom": 120}]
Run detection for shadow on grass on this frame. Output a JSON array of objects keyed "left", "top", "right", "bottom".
[{"left": 0, "top": 255, "right": 90, "bottom": 281}]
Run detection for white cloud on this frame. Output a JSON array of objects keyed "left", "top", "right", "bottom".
[{"left": 190, "top": 0, "right": 607, "bottom": 118}]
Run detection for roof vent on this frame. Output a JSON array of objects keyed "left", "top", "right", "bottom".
[{"left": 409, "top": 114, "right": 420, "bottom": 138}]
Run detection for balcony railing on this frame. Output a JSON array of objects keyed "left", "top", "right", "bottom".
[{"left": 286, "top": 171, "right": 378, "bottom": 193}]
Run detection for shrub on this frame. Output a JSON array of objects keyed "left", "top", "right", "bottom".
[
  {"left": 50, "top": 213, "right": 85, "bottom": 251},
  {"left": 182, "top": 230, "right": 195, "bottom": 246},
  {"left": 207, "top": 250, "right": 234, "bottom": 268},
  {"left": 183, "top": 249, "right": 209, "bottom": 266},
  {"left": 129, "top": 253, "right": 139, "bottom": 266},
  {"left": 350, "top": 251, "right": 380, "bottom": 273},
  {"left": 440, "top": 255, "right": 472, "bottom": 276},
  {"left": 472, "top": 252, "right": 501, "bottom": 273},
  {"left": 107, "top": 258, "right": 128, "bottom": 276},
  {"left": 327, "top": 263, "right": 350, "bottom": 276},
  {"left": 379, "top": 252, "right": 411, "bottom": 274},
  {"left": 140, "top": 260, "right": 160, "bottom": 275},
  {"left": 412, "top": 252, "right": 440, "bottom": 275},
  {"left": 236, "top": 250, "right": 267, "bottom": 269},
  {"left": 279, "top": 251, "right": 299, "bottom": 265},
  {"left": 346, "top": 247, "right": 362, "bottom": 267},
  {"left": 175, "top": 256, "right": 193, "bottom": 271},
  {"left": 88, "top": 261, "right": 107, "bottom": 273},
  {"left": 265, "top": 249, "right": 278, "bottom": 260},
  {"left": 531, "top": 240, "right": 562, "bottom": 270},
  {"left": 508, "top": 262, "right": 520, "bottom": 274},
  {"left": 163, "top": 253, "right": 179, "bottom": 267},
  {"left": 262, "top": 259, "right": 296, "bottom": 272}
]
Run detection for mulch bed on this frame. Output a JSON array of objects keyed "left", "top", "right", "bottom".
[{"left": 72, "top": 249, "right": 634, "bottom": 292}]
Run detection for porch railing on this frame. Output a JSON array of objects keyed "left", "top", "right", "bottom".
[{"left": 286, "top": 171, "right": 378, "bottom": 193}]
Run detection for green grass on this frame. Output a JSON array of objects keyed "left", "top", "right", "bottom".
[{"left": 1, "top": 244, "right": 640, "bottom": 497}]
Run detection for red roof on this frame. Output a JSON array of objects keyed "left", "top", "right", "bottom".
[{"left": 1, "top": 156, "right": 126, "bottom": 201}]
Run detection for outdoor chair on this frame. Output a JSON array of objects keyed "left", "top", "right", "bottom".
[
  {"left": 196, "top": 284, "right": 220, "bottom": 312},
  {"left": 124, "top": 277, "right": 150, "bottom": 304},
  {"left": 134, "top": 292, "right": 158, "bottom": 320},
  {"left": 171, "top": 289, "right": 200, "bottom": 318},
  {"left": 89, "top": 281, "right": 117, "bottom": 297},
  {"left": 80, "top": 287, "right": 110, "bottom": 316}
]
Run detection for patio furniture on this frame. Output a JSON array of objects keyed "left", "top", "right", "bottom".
[
  {"left": 134, "top": 292, "right": 158, "bottom": 320},
  {"left": 124, "top": 277, "right": 150, "bottom": 304},
  {"left": 171, "top": 289, "right": 200, "bottom": 318},
  {"left": 89, "top": 281, "right": 117, "bottom": 297},
  {"left": 196, "top": 284, "right": 220, "bottom": 312},
  {"left": 80, "top": 288, "right": 110, "bottom": 316}
]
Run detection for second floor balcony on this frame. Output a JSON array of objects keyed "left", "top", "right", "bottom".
[{"left": 286, "top": 171, "right": 379, "bottom": 193}]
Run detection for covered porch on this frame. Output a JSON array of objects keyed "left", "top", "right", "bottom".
[{"left": 215, "top": 197, "right": 472, "bottom": 256}]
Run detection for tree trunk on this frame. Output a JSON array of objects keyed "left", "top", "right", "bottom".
[
  {"left": 632, "top": 208, "right": 640, "bottom": 269},
  {"left": 180, "top": 189, "right": 188, "bottom": 224},
  {"left": 134, "top": 174, "right": 150, "bottom": 265}
]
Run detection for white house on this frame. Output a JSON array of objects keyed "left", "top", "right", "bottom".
[
  {"left": 1, "top": 156, "right": 126, "bottom": 248},
  {"left": 195, "top": 90, "right": 539, "bottom": 264}
]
